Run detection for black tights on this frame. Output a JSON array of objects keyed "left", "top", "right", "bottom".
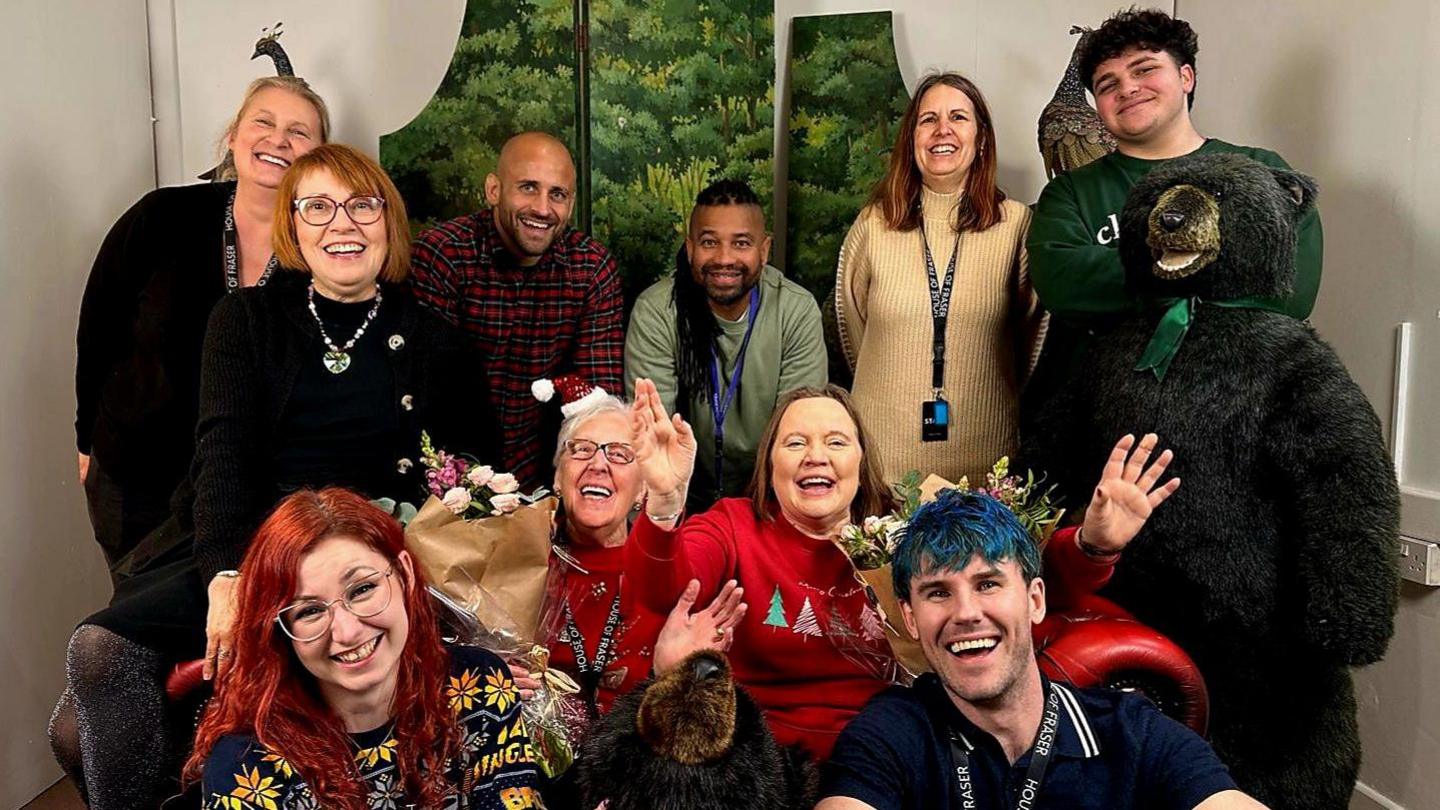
[{"left": 49, "top": 624, "right": 171, "bottom": 809}]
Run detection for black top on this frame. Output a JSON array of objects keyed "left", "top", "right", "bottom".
[
  {"left": 821, "top": 674, "right": 1236, "bottom": 810},
  {"left": 184, "top": 272, "right": 499, "bottom": 581},
  {"left": 273, "top": 294, "right": 399, "bottom": 493},
  {"left": 75, "top": 181, "right": 234, "bottom": 487}
]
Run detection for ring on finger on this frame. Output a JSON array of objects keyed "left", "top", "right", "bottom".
[
  {"left": 712, "top": 628, "right": 727, "bottom": 642},
  {"left": 217, "top": 649, "right": 232, "bottom": 659}
]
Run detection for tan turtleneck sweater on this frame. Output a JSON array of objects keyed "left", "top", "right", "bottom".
[{"left": 836, "top": 188, "right": 1044, "bottom": 486}]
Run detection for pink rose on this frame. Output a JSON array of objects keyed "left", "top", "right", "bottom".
[
  {"left": 466, "top": 465, "right": 495, "bottom": 488},
  {"left": 489, "top": 472, "right": 519, "bottom": 494},
  {"left": 489, "top": 493, "right": 523, "bottom": 514},
  {"left": 441, "top": 487, "right": 472, "bottom": 515}
]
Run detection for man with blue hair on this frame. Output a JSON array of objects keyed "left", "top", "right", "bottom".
[{"left": 818, "top": 434, "right": 1268, "bottom": 809}]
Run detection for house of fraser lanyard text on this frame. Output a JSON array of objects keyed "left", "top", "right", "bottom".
[
  {"left": 920, "top": 224, "right": 960, "bottom": 394},
  {"left": 947, "top": 683, "right": 1061, "bottom": 810}
]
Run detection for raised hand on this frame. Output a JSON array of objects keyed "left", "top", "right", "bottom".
[
  {"left": 653, "top": 579, "right": 747, "bottom": 676},
  {"left": 1082, "top": 433, "right": 1181, "bottom": 554},
  {"left": 630, "top": 377, "right": 696, "bottom": 516}
]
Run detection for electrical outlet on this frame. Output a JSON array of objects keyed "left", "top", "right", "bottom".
[{"left": 1399, "top": 536, "right": 1440, "bottom": 586}]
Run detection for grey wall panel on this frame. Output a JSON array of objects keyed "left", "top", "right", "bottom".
[{"left": 0, "top": 1, "right": 154, "bottom": 804}]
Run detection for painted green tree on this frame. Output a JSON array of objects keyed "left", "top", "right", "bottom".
[
  {"left": 785, "top": 11, "right": 909, "bottom": 384},
  {"left": 590, "top": 0, "right": 774, "bottom": 300},
  {"left": 380, "top": 0, "right": 577, "bottom": 231},
  {"left": 380, "top": 0, "right": 775, "bottom": 306}
]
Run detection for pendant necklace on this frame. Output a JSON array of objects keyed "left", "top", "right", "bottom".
[{"left": 307, "top": 283, "right": 383, "bottom": 374}]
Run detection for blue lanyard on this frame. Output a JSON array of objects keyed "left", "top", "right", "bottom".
[{"left": 707, "top": 287, "right": 761, "bottom": 491}]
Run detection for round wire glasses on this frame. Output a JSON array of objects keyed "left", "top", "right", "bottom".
[{"left": 274, "top": 566, "right": 395, "bottom": 642}]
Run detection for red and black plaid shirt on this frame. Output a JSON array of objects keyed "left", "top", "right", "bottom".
[{"left": 410, "top": 209, "right": 623, "bottom": 488}]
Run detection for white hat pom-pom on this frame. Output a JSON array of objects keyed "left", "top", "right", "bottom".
[{"left": 532, "top": 378, "right": 556, "bottom": 402}]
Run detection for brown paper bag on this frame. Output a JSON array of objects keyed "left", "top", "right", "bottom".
[{"left": 405, "top": 495, "right": 557, "bottom": 645}]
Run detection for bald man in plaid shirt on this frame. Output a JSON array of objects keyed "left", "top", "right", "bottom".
[{"left": 409, "top": 132, "right": 623, "bottom": 488}]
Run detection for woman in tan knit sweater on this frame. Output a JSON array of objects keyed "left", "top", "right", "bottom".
[{"left": 836, "top": 72, "right": 1045, "bottom": 487}]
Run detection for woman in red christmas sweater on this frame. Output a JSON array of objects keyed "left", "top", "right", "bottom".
[
  {"left": 624, "top": 380, "right": 902, "bottom": 760},
  {"left": 514, "top": 385, "right": 747, "bottom": 721}
]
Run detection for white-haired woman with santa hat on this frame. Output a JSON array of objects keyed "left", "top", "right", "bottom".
[{"left": 519, "top": 375, "right": 746, "bottom": 722}]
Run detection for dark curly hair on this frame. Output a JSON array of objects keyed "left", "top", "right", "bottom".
[{"left": 1078, "top": 7, "right": 1200, "bottom": 108}]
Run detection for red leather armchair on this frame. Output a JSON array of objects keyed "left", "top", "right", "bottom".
[
  {"left": 167, "top": 530, "right": 1209, "bottom": 737},
  {"left": 1034, "top": 528, "right": 1209, "bottom": 736}
]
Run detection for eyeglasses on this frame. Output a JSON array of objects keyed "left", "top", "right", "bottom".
[
  {"left": 275, "top": 567, "right": 395, "bottom": 642},
  {"left": 564, "top": 439, "right": 636, "bottom": 465},
  {"left": 293, "top": 195, "right": 386, "bottom": 227}
]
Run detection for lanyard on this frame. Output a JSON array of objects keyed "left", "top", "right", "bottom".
[
  {"left": 707, "top": 286, "right": 761, "bottom": 491},
  {"left": 919, "top": 225, "right": 961, "bottom": 393},
  {"left": 562, "top": 593, "right": 622, "bottom": 715},
  {"left": 223, "top": 189, "right": 277, "bottom": 293},
  {"left": 946, "top": 683, "right": 1061, "bottom": 810}
]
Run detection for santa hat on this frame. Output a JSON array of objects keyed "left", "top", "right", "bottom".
[{"left": 532, "top": 374, "right": 610, "bottom": 418}]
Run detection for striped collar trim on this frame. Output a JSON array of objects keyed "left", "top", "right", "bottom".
[{"left": 1051, "top": 683, "right": 1102, "bottom": 758}]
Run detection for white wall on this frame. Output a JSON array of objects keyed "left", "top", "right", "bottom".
[
  {"left": 0, "top": 1, "right": 154, "bottom": 805},
  {"left": 1181, "top": 3, "right": 1440, "bottom": 807},
  {"left": 150, "top": 0, "right": 465, "bottom": 184}
]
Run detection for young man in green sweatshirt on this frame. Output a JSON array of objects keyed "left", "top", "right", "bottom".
[{"left": 1025, "top": 8, "right": 1323, "bottom": 404}]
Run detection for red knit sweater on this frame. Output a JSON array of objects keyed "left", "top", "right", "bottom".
[
  {"left": 627, "top": 498, "right": 892, "bottom": 761},
  {"left": 543, "top": 541, "right": 667, "bottom": 714}
]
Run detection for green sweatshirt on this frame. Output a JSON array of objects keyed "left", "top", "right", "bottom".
[
  {"left": 624, "top": 265, "right": 827, "bottom": 510},
  {"left": 1025, "top": 139, "right": 1324, "bottom": 396}
]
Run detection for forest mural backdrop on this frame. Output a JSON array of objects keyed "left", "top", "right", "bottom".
[{"left": 381, "top": 0, "right": 777, "bottom": 304}]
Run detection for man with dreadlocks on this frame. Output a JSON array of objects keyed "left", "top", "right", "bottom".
[{"left": 625, "top": 179, "right": 826, "bottom": 513}]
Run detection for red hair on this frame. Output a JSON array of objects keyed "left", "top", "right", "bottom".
[
  {"left": 184, "top": 488, "right": 458, "bottom": 810},
  {"left": 867, "top": 71, "right": 1006, "bottom": 234}
]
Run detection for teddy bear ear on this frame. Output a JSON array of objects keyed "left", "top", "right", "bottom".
[{"left": 1271, "top": 168, "right": 1318, "bottom": 215}]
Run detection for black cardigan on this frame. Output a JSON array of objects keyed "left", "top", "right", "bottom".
[
  {"left": 75, "top": 181, "right": 233, "bottom": 487},
  {"left": 185, "top": 273, "right": 499, "bottom": 580}
]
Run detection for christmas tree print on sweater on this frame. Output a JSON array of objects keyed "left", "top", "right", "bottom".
[
  {"left": 764, "top": 586, "right": 789, "bottom": 629},
  {"left": 859, "top": 604, "right": 887, "bottom": 642},
  {"left": 792, "top": 597, "right": 823, "bottom": 639}
]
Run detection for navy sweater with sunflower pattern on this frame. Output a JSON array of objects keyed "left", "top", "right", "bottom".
[{"left": 201, "top": 645, "right": 540, "bottom": 809}]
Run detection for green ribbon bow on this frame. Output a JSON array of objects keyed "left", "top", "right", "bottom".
[{"left": 1135, "top": 295, "right": 1279, "bottom": 381}]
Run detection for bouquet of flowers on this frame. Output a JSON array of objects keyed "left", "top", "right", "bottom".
[
  {"left": 833, "top": 460, "right": 1064, "bottom": 678},
  {"left": 420, "top": 431, "right": 530, "bottom": 518},
  {"left": 404, "top": 434, "right": 576, "bottom": 772},
  {"left": 955, "top": 456, "right": 1065, "bottom": 544}
]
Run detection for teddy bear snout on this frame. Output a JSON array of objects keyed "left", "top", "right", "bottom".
[{"left": 1160, "top": 210, "right": 1186, "bottom": 231}]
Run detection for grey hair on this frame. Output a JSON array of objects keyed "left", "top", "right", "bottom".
[{"left": 552, "top": 393, "right": 632, "bottom": 470}]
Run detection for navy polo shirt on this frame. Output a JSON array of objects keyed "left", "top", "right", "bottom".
[{"left": 822, "top": 674, "right": 1236, "bottom": 810}]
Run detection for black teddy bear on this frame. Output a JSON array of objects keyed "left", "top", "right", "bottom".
[
  {"left": 574, "top": 651, "right": 817, "bottom": 810},
  {"left": 1024, "top": 153, "right": 1400, "bottom": 808}
]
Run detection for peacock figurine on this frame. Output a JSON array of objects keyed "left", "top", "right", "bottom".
[
  {"left": 200, "top": 22, "right": 297, "bottom": 181},
  {"left": 1037, "top": 25, "right": 1117, "bottom": 180},
  {"left": 251, "top": 22, "right": 294, "bottom": 77}
]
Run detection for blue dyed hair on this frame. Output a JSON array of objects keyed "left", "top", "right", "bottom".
[{"left": 892, "top": 490, "right": 1042, "bottom": 600}]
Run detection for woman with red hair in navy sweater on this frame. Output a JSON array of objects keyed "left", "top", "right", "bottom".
[{"left": 186, "top": 487, "right": 541, "bottom": 809}]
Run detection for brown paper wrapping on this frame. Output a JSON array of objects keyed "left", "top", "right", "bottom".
[
  {"left": 404, "top": 495, "right": 557, "bottom": 645},
  {"left": 852, "top": 564, "right": 930, "bottom": 675},
  {"left": 839, "top": 474, "right": 959, "bottom": 677}
]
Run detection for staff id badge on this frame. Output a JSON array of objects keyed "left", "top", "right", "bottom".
[{"left": 922, "top": 396, "right": 949, "bottom": 442}]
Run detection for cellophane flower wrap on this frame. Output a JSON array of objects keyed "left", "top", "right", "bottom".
[{"left": 833, "top": 461, "right": 1064, "bottom": 681}]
